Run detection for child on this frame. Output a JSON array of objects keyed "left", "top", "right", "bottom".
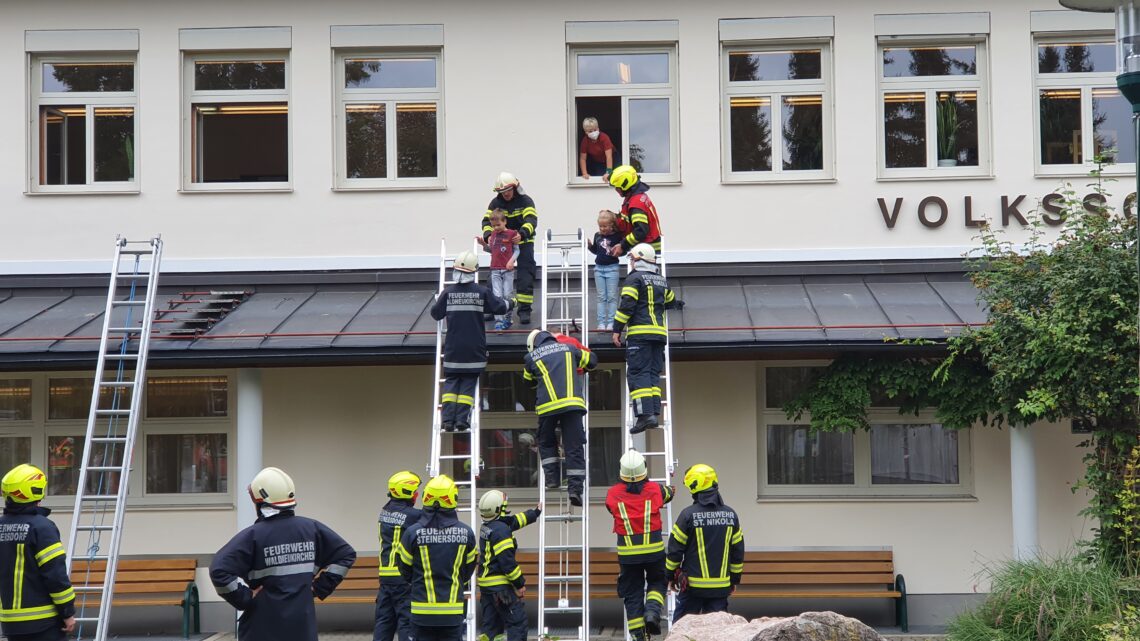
[
  {"left": 587, "top": 210, "right": 625, "bottom": 330},
  {"left": 477, "top": 209, "right": 521, "bottom": 331},
  {"left": 476, "top": 490, "right": 541, "bottom": 641}
]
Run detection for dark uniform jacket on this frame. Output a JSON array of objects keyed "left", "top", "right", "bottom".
[
  {"left": 665, "top": 488, "right": 745, "bottom": 596},
  {"left": 483, "top": 194, "right": 538, "bottom": 245},
  {"left": 476, "top": 508, "right": 540, "bottom": 591},
  {"left": 0, "top": 504, "right": 75, "bottom": 636},
  {"left": 617, "top": 182, "right": 662, "bottom": 252},
  {"left": 431, "top": 282, "right": 510, "bottom": 375},
  {"left": 210, "top": 509, "right": 356, "bottom": 641},
  {"left": 613, "top": 270, "right": 679, "bottom": 341},
  {"left": 378, "top": 499, "right": 423, "bottom": 584},
  {"left": 605, "top": 481, "right": 675, "bottom": 563},
  {"left": 522, "top": 332, "right": 598, "bottom": 415},
  {"left": 397, "top": 507, "right": 478, "bottom": 627}
]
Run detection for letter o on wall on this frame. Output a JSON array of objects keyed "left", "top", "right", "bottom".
[{"left": 918, "top": 196, "right": 949, "bottom": 228}]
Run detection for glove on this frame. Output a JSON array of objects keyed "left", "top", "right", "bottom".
[{"left": 671, "top": 569, "right": 688, "bottom": 593}]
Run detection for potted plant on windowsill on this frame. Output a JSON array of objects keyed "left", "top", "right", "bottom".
[{"left": 937, "top": 97, "right": 960, "bottom": 167}]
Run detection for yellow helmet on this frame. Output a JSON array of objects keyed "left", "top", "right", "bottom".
[
  {"left": 2, "top": 464, "right": 47, "bottom": 503},
  {"left": 683, "top": 463, "right": 718, "bottom": 494},
  {"left": 422, "top": 474, "right": 459, "bottom": 509},
  {"left": 608, "top": 165, "right": 639, "bottom": 191},
  {"left": 388, "top": 470, "right": 421, "bottom": 501}
]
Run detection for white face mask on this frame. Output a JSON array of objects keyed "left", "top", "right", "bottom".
[{"left": 587, "top": 130, "right": 600, "bottom": 141}]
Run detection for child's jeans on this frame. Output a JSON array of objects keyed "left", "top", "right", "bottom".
[
  {"left": 491, "top": 269, "right": 515, "bottom": 322},
  {"left": 594, "top": 263, "right": 620, "bottom": 327}
]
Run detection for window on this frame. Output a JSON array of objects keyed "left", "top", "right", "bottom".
[
  {"left": 759, "top": 366, "right": 973, "bottom": 498},
  {"left": 569, "top": 47, "right": 679, "bottom": 183},
  {"left": 30, "top": 56, "right": 137, "bottom": 192},
  {"left": 1035, "top": 38, "right": 1135, "bottom": 174},
  {"left": 334, "top": 52, "right": 444, "bottom": 189},
  {"left": 721, "top": 44, "right": 833, "bottom": 181},
  {"left": 877, "top": 40, "right": 990, "bottom": 178},
  {"left": 183, "top": 54, "right": 290, "bottom": 190}
]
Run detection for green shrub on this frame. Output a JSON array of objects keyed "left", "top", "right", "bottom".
[
  {"left": 947, "top": 555, "right": 1128, "bottom": 641},
  {"left": 1097, "top": 604, "right": 1140, "bottom": 641}
]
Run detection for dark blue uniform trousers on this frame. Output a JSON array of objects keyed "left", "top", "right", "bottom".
[
  {"left": 479, "top": 588, "right": 527, "bottom": 641},
  {"left": 374, "top": 581, "right": 413, "bottom": 641}
]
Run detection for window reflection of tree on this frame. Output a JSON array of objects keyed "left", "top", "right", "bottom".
[
  {"left": 47, "top": 64, "right": 132, "bottom": 92},
  {"left": 729, "top": 53, "right": 770, "bottom": 172},
  {"left": 782, "top": 52, "right": 823, "bottom": 170},
  {"left": 194, "top": 62, "right": 284, "bottom": 91}
]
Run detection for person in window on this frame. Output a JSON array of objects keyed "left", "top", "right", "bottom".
[
  {"left": 579, "top": 117, "right": 615, "bottom": 180},
  {"left": 482, "top": 173, "right": 537, "bottom": 325},
  {"left": 608, "top": 166, "right": 662, "bottom": 257}
]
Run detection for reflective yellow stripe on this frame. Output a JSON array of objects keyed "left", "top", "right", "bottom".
[
  {"left": 646, "top": 590, "right": 664, "bottom": 605},
  {"left": 515, "top": 293, "right": 534, "bottom": 303},
  {"left": 477, "top": 576, "right": 514, "bottom": 587},
  {"left": 625, "top": 232, "right": 638, "bottom": 245},
  {"left": 14, "top": 543, "right": 23, "bottom": 609},
  {"left": 665, "top": 289, "right": 675, "bottom": 304},
  {"left": 627, "top": 325, "right": 668, "bottom": 337},
  {"left": 441, "top": 393, "right": 458, "bottom": 403},
  {"left": 455, "top": 395, "right": 474, "bottom": 406},
  {"left": 50, "top": 587, "right": 74, "bottom": 605},
  {"left": 628, "top": 617, "right": 645, "bottom": 630},
  {"left": 535, "top": 361, "right": 558, "bottom": 405},
  {"left": 564, "top": 353, "right": 574, "bottom": 406},
  {"left": 514, "top": 513, "right": 529, "bottom": 528},
  {"left": 665, "top": 558, "right": 680, "bottom": 571},
  {"left": 449, "top": 545, "right": 465, "bottom": 603},
  {"left": 0, "top": 604, "right": 57, "bottom": 622},
  {"left": 643, "top": 501, "right": 651, "bottom": 546},
  {"left": 696, "top": 529, "right": 709, "bottom": 578},
  {"left": 721, "top": 528, "right": 732, "bottom": 579},
  {"left": 730, "top": 563, "right": 745, "bottom": 573},
  {"left": 647, "top": 283, "right": 657, "bottom": 330},
  {"left": 378, "top": 567, "right": 401, "bottom": 577},
  {"left": 35, "top": 543, "right": 63, "bottom": 566},
  {"left": 397, "top": 541, "right": 413, "bottom": 565},
  {"left": 732, "top": 530, "right": 744, "bottom": 544},
  {"left": 479, "top": 541, "right": 492, "bottom": 581},
  {"left": 492, "top": 538, "right": 514, "bottom": 555},
  {"left": 466, "top": 548, "right": 477, "bottom": 565},
  {"left": 506, "top": 566, "right": 522, "bottom": 580},
  {"left": 535, "top": 397, "right": 586, "bottom": 414},
  {"left": 522, "top": 369, "right": 534, "bottom": 381},
  {"left": 617, "top": 503, "right": 634, "bottom": 538},
  {"left": 670, "top": 524, "right": 688, "bottom": 545},
  {"left": 411, "top": 601, "right": 464, "bottom": 615},
  {"left": 381, "top": 525, "right": 403, "bottom": 576},
  {"left": 420, "top": 545, "right": 435, "bottom": 603},
  {"left": 614, "top": 311, "right": 631, "bottom": 323},
  {"left": 687, "top": 576, "right": 732, "bottom": 588},
  {"left": 616, "top": 541, "right": 665, "bottom": 555},
  {"left": 578, "top": 350, "right": 590, "bottom": 370},
  {"left": 621, "top": 287, "right": 640, "bottom": 299},
  {"left": 630, "top": 213, "right": 649, "bottom": 224},
  {"left": 630, "top": 388, "right": 656, "bottom": 399}
]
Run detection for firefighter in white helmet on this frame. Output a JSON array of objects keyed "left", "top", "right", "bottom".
[
  {"left": 430, "top": 250, "right": 514, "bottom": 432},
  {"left": 475, "top": 490, "right": 541, "bottom": 641},
  {"left": 210, "top": 467, "right": 356, "bottom": 641},
  {"left": 605, "top": 450, "right": 675, "bottom": 640},
  {"left": 482, "top": 172, "right": 538, "bottom": 324}
]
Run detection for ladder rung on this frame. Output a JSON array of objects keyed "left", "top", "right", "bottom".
[
  {"left": 80, "top": 495, "right": 119, "bottom": 502},
  {"left": 111, "top": 300, "right": 147, "bottom": 307},
  {"left": 543, "top": 544, "right": 583, "bottom": 552},
  {"left": 544, "top": 266, "right": 583, "bottom": 273},
  {"left": 119, "top": 249, "right": 154, "bottom": 255},
  {"left": 544, "top": 514, "right": 583, "bottom": 523},
  {"left": 94, "top": 409, "right": 131, "bottom": 416},
  {"left": 104, "top": 354, "right": 138, "bottom": 360},
  {"left": 73, "top": 586, "right": 107, "bottom": 592},
  {"left": 546, "top": 292, "right": 580, "bottom": 299},
  {"left": 84, "top": 466, "right": 125, "bottom": 472},
  {"left": 438, "top": 455, "right": 472, "bottom": 460},
  {"left": 98, "top": 381, "right": 135, "bottom": 388},
  {"left": 74, "top": 616, "right": 103, "bottom": 622},
  {"left": 544, "top": 575, "right": 583, "bottom": 583},
  {"left": 542, "top": 606, "right": 584, "bottom": 614},
  {"left": 108, "top": 327, "right": 144, "bottom": 333},
  {"left": 72, "top": 555, "right": 110, "bottom": 562},
  {"left": 91, "top": 436, "right": 129, "bottom": 443},
  {"left": 114, "top": 272, "right": 150, "bottom": 279},
  {"left": 75, "top": 524, "right": 114, "bottom": 531}
]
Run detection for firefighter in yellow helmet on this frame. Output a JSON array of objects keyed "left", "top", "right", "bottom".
[
  {"left": 396, "top": 475, "right": 477, "bottom": 641},
  {"left": 666, "top": 464, "right": 744, "bottom": 622},
  {"left": 0, "top": 464, "right": 76, "bottom": 641},
  {"left": 375, "top": 471, "right": 423, "bottom": 641}
]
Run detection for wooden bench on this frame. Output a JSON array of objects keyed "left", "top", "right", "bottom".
[
  {"left": 321, "top": 556, "right": 382, "bottom": 604},
  {"left": 69, "top": 558, "right": 200, "bottom": 638}
]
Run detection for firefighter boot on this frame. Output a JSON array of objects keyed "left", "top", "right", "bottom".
[
  {"left": 629, "top": 414, "right": 659, "bottom": 435},
  {"left": 543, "top": 462, "right": 561, "bottom": 490},
  {"left": 645, "top": 608, "right": 662, "bottom": 635},
  {"left": 628, "top": 628, "right": 648, "bottom": 641},
  {"left": 568, "top": 480, "right": 584, "bottom": 507},
  {"left": 518, "top": 308, "right": 531, "bottom": 325},
  {"left": 442, "top": 421, "right": 455, "bottom": 433}
]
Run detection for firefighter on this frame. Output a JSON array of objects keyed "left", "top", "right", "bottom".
[
  {"left": 210, "top": 467, "right": 356, "bottom": 641},
  {"left": 482, "top": 172, "right": 538, "bottom": 325},
  {"left": 430, "top": 249, "right": 513, "bottom": 432},
  {"left": 605, "top": 450, "right": 675, "bottom": 640},
  {"left": 607, "top": 165, "right": 662, "bottom": 257},
  {"left": 666, "top": 464, "right": 744, "bottom": 622},
  {"left": 397, "top": 475, "right": 478, "bottom": 641},
  {"left": 475, "top": 490, "right": 541, "bottom": 641},
  {"left": 0, "top": 464, "right": 75, "bottom": 641},
  {"left": 612, "top": 244, "right": 683, "bottom": 434},
  {"left": 374, "top": 471, "right": 423, "bottom": 641},
  {"left": 523, "top": 329, "right": 598, "bottom": 507}
]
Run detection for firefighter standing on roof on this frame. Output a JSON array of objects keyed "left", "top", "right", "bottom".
[
  {"left": 666, "top": 463, "right": 744, "bottom": 621},
  {"left": 0, "top": 464, "right": 75, "bottom": 641},
  {"left": 612, "top": 244, "right": 682, "bottom": 435},
  {"left": 475, "top": 490, "right": 540, "bottom": 641},
  {"left": 374, "top": 471, "right": 423, "bottom": 641},
  {"left": 430, "top": 250, "right": 513, "bottom": 432},
  {"left": 482, "top": 172, "right": 538, "bottom": 325},
  {"left": 210, "top": 466, "right": 356, "bottom": 641},
  {"left": 607, "top": 165, "right": 662, "bottom": 257},
  {"left": 605, "top": 450, "right": 674, "bottom": 641},
  {"left": 397, "top": 475, "right": 478, "bottom": 641}
]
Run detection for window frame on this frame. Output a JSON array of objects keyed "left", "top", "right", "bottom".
[
  {"left": 876, "top": 36, "right": 993, "bottom": 181},
  {"left": 1032, "top": 33, "right": 1135, "bottom": 177},
  {"left": 720, "top": 40, "right": 835, "bottom": 183},
  {"left": 181, "top": 51, "right": 292, "bottom": 192},
  {"left": 567, "top": 44, "right": 680, "bottom": 186},
  {"left": 28, "top": 53, "right": 140, "bottom": 194},
  {"left": 332, "top": 49, "right": 446, "bottom": 190},
  {"left": 757, "top": 363, "right": 975, "bottom": 500}
]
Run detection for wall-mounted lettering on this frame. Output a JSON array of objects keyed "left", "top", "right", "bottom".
[{"left": 878, "top": 192, "right": 1137, "bottom": 229}]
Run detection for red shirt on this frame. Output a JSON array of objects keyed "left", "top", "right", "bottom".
[
  {"left": 579, "top": 132, "right": 614, "bottom": 163},
  {"left": 487, "top": 230, "right": 520, "bottom": 270}
]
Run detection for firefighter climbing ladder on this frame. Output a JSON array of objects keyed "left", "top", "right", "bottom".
[
  {"left": 622, "top": 240, "right": 677, "bottom": 640},
  {"left": 66, "top": 236, "right": 164, "bottom": 641},
  {"left": 537, "top": 228, "right": 591, "bottom": 641},
  {"left": 426, "top": 239, "right": 481, "bottom": 641}
]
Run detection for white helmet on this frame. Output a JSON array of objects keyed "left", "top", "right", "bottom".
[
  {"left": 629, "top": 243, "right": 656, "bottom": 264},
  {"left": 526, "top": 329, "right": 544, "bottom": 352},
  {"left": 493, "top": 172, "right": 520, "bottom": 193},
  {"left": 454, "top": 250, "right": 478, "bottom": 274},
  {"left": 249, "top": 466, "right": 296, "bottom": 508},
  {"left": 619, "top": 449, "right": 647, "bottom": 482},
  {"left": 518, "top": 432, "right": 536, "bottom": 447},
  {"left": 478, "top": 489, "right": 508, "bottom": 520}
]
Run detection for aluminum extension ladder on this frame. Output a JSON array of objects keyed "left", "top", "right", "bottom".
[
  {"left": 66, "top": 236, "right": 164, "bottom": 641},
  {"left": 426, "top": 239, "right": 481, "bottom": 641},
  {"left": 536, "top": 228, "right": 591, "bottom": 641},
  {"left": 622, "top": 240, "right": 677, "bottom": 640}
]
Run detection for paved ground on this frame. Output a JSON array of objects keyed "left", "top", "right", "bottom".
[{"left": 186, "top": 629, "right": 947, "bottom": 641}]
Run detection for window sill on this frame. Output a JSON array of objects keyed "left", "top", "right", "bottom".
[
  {"left": 179, "top": 185, "right": 293, "bottom": 194},
  {"left": 722, "top": 177, "right": 837, "bottom": 186},
  {"left": 1035, "top": 167, "right": 1136, "bottom": 179},
  {"left": 567, "top": 180, "right": 615, "bottom": 188},
  {"left": 877, "top": 172, "right": 995, "bottom": 182},
  {"left": 757, "top": 494, "right": 977, "bottom": 503},
  {"left": 26, "top": 188, "right": 140, "bottom": 196},
  {"left": 333, "top": 184, "right": 446, "bottom": 192}
]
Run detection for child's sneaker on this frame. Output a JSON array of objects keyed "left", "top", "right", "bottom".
[{"left": 494, "top": 320, "right": 511, "bottom": 332}]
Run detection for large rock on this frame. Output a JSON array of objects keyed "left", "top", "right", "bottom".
[{"left": 664, "top": 611, "right": 886, "bottom": 641}]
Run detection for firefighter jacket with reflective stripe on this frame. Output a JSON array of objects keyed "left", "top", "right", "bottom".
[
  {"left": 477, "top": 508, "right": 540, "bottom": 590},
  {"left": 483, "top": 193, "right": 538, "bottom": 245},
  {"left": 0, "top": 504, "right": 75, "bottom": 636},
  {"left": 613, "top": 270, "right": 678, "bottom": 341},
  {"left": 210, "top": 510, "right": 356, "bottom": 641},
  {"left": 378, "top": 499, "right": 423, "bottom": 583},
  {"left": 605, "top": 481, "right": 675, "bottom": 563},
  {"left": 522, "top": 332, "right": 598, "bottom": 415},
  {"left": 431, "top": 282, "right": 510, "bottom": 375},
  {"left": 665, "top": 489, "right": 745, "bottom": 595},
  {"left": 397, "top": 508, "right": 478, "bottom": 627},
  {"left": 617, "top": 183, "right": 662, "bottom": 252}
]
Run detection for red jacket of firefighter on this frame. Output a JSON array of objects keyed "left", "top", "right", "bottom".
[
  {"left": 605, "top": 480, "right": 674, "bottom": 561},
  {"left": 616, "top": 182, "right": 662, "bottom": 253}
]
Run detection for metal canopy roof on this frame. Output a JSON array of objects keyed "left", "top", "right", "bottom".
[{"left": 0, "top": 265, "right": 986, "bottom": 368}]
